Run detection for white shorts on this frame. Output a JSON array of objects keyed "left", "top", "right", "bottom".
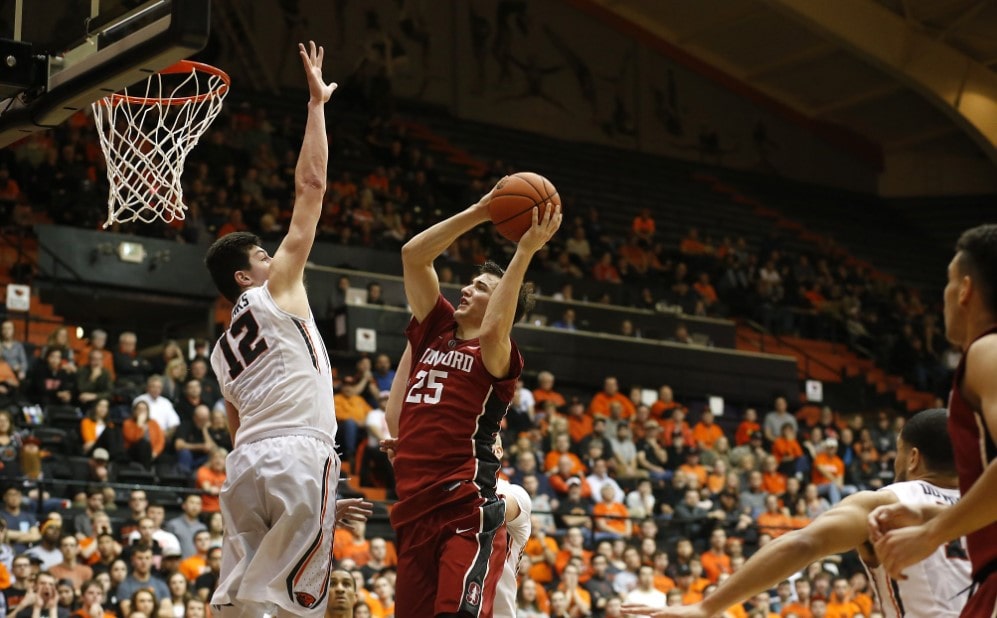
[{"left": 212, "top": 434, "right": 340, "bottom": 618}]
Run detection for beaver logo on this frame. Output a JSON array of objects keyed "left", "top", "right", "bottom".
[
  {"left": 465, "top": 582, "right": 481, "bottom": 606},
  {"left": 295, "top": 592, "right": 318, "bottom": 608}
]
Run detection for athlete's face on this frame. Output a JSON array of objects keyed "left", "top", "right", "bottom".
[
  {"left": 239, "top": 246, "right": 272, "bottom": 289},
  {"left": 454, "top": 273, "right": 500, "bottom": 327},
  {"left": 943, "top": 253, "right": 968, "bottom": 345},
  {"left": 894, "top": 435, "right": 911, "bottom": 482},
  {"left": 328, "top": 570, "right": 356, "bottom": 612}
]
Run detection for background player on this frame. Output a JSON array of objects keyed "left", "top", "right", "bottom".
[
  {"left": 622, "top": 408, "right": 969, "bottom": 618},
  {"left": 204, "top": 42, "right": 350, "bottom": 618},
  {"left": 871, "top": 224, "right": 997, "bottom": 617},
  {"left": 493, "top": 437, "right": 532, "bottom": 618},
  {"left": 390, "top": 186, "right": 560, "bottom": 617}
]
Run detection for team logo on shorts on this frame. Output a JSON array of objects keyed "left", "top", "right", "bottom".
[
  {"left": 465, "top": 582, "right": 482, "bottom": 606},
  {"left": 295, "top": 592, "right": 318, "bottom": 608}
]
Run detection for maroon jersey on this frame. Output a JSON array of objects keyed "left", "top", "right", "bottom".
[
  {"left": 950, "top": 327, "right": 997, "bottom": 577},
  {"left": 391, "top": 295, "right": 523, "bottom": 529}
]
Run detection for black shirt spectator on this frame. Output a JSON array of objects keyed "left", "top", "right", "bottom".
[{"left": 27, "top": 349, "right": 74, "bottom": 407}]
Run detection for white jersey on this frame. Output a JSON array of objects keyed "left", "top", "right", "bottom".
[
  {"left": 861, "top": 480, "right": 971, "bottom": 618},
  {"left": 210, "top": 283, "right": 337, "bottom": 449},
  {"left": 494, "top": 479, "right": 532, "bottom": 618}
]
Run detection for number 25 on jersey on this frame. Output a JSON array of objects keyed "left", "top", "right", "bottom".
[{"left": 405, "top": 369, "right": 448, "bottom": 404}]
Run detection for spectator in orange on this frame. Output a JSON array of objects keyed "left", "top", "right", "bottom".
[
  {"left": 545, "top": 434, "right": 585, "bottom": 476},
  {"left": 592, "top": 251, "right": 622, "bottom": 284},
  {"left": 557, "top": 563, "right": 592, "bottom": 616},
  {"left": 825, "top": 577, "right": 863, "bottom": 618},
  {"left": 0, "top": 168, "right": 21, "bottom": 203},
  {"left": 565, "top": 398, "right": 593, "bottom": 444},
  {"left": 772, "top": 423, "right": 805, "bottom": 478},
  {"left": 178, "top": 530, "right": 211, "bottom": 583},
  {"left": 333, "top": 375, "right": 371, "bottom": 461},
  {"left": 652, "top": 551, "right": 675, "bottom": 593},
  {"left": 554, "top": 527, "right": 592, "bottom": 580},
  {"left": 734, "top": 408, "right": 760, "bottom": 446},
  {"left": 195, "top": 447, "right": 227, "bottom": 514},
  {"left": 592, "top": 484, "right": 631, "bottom": 542},
  {"left": 659, "top": 407, "right": 694, "bottom": 447},
  {"left": 756, "top": 494, "right": 793, "bottom": 539},
  {"left": 333, "top": 520, "right": 370, "bottom": 566},
  {"left": 761, "top": 455, "right": 787, "bottom": 495},
  {"left": 549, "top": 455, "right": 592, "bottom": 500},
  {"left": 524, "top": 519, "right": 558, "bottom": 584},
  {"left": 693, "top": 273, "right": 719, "bottom": 307},
  {"left": 588, "top": 376, "right": 635, "bottom": 419},
  {"left": 699, "top": 529, "right": 731, "bottom": 583},
  {"left": 122, "top": 400, "right": 165, "bottom": 469},
  {"left": 533, "top": 370, "right": 566, "bottom": 409},
  {"left": 811, "top": 438, "right": 852, "bottom": 504},
  {"left": 649, "top": 385, "right": 685, "bottom": 420},
  {"left": 673, "top": 564, "right": 703, "bottom": 604},
  {"left": 849, "top": 572, "right": 874, "bottom": 618},
  {"left": 677, "top": 449, "right": 708, "bottom": 487},
  {"left": 691, "top": 410, "right": 725, "bottom": 449},
  {"left": 215, "top": 208, "right": 249, "bottom": 238},
  {"left": 632, "top": 208, "right": 656, "bottom": 242},
  {"left": 619, "top": 235, "right": 651, "bottom": 276},
  {"left": 706, "top": 460, "right": 727, "bottom": 494},
  {"left": 781, "top": 579, "right": 814, "bottom": 618},
  {"left": 679, "top": 228, "right": 707, "bottom": 256}
]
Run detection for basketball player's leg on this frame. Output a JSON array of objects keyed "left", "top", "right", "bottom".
[
  {"left": 393, "top": 522, "right": 440, "bottom": 618},
  {"left": 435, "top": 499, "right": 507, "bottom": 618},
  {"left": 217, "top": 435, "right": 340, "bottom": 618}
]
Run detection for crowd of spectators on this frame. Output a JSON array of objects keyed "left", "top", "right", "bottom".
[
  {"left": 0, "top": 95, "right": 947, "bottom": 617},
  {"left": 1, "top": 98, "right": 954, "bottom": 401}
]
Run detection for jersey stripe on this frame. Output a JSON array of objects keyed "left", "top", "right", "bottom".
[
  {"left": 292, "top": 319, "right": 319, "bottom": 371},
  {"left": 458, "top": 499, "right": 506, "bottom": 616},
  {"left": 285, "top": 455, "right": 335, "bottom": 608},
  {"left": 889, "top": 578, "right": 906, "bottom": 616}
]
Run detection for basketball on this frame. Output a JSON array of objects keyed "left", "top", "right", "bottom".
[{"left": 487, "top": 172, "right": 561, "bottom": 242}]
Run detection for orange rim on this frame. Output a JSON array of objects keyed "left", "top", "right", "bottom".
[{"left": 98, "top": 60, "right": 230, "bottom": 107}]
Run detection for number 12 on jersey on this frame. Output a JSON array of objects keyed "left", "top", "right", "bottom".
[
  {"left": 219, "top": 311, "right": 269, "bottom": 379},
  {"left": 405, "top": 369, "right": 448, "bottom": 404}
]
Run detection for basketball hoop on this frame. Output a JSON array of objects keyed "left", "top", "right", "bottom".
[{"left": 92, "top": 60, "right": 230, "bottom": 227}]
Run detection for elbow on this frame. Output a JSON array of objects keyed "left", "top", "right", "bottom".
[
  {"left": 779, "top": 529, "right": 821, "bottom": 559},
  {"left": 296, "top": 177, "right": 327, "bottom": 196}
]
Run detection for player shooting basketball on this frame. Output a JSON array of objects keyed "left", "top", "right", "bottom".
[
  {"left": 204, "top": 42, "right": 370, "bottom": 618},
  {"left": 389, "top": 186, "right": 560, "bottom": 617},
  {"left": 622, "top": 408, "right": 970, "bottom": 618}
]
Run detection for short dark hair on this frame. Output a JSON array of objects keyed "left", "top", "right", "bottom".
[
  {"left": 478, "top": 261, "right": 536, "bottom": 323},
  {"left": 901, "top": 408, "right": 955, "bottom": 475},
  {"left": 955, "top": 225, "right": 997, "bottom": 313},
  {"left": 205, "top": 232, "right": 263, "bottom": 303}
]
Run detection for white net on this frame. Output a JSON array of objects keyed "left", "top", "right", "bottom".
[{"left": 92, "top": 61, "right": 229, "bottom": 227}]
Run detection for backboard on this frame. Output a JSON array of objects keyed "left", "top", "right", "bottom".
[{"left": 0, "top": 0, "right": 210, "bottom": 148}]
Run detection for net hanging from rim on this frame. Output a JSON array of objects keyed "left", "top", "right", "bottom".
[{"left": 92, "top": 60, "right": 230, "bottom": 227}]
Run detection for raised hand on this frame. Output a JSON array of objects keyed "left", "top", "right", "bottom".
[
  {"left": 335, "top": 498, "right": 374, "bottom": 532},
  {"left": 518, "top": 203, "right": 562, "bottom": 255},
  {"left": 298, "top": 41, "right": 337, "bottom": 103}
]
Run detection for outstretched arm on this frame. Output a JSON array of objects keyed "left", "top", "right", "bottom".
[
  {"left": 873, "top": 337, "right": 997, "bottom": 578},
  {"left": 269, "top": 41, "right": 337, "bottom": 316},
  {"left": 479, "top": 205, "right": 560, "bottom": 378},
  {"left": 623, "top": 491, "right": 894, "bottom": 617},
  {"left": 384, "top": 344, "right": 412, "bottom": 437},
  {"left": 401, "top": 184, "right": 499, "bottom": 322}
]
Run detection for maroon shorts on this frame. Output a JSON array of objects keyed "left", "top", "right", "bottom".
[
  {"left": 393, "top": 497, "right": 507, "bottom": 618},
  {"left": 963, "top": 569, "right": 997, "bottom": 618}
]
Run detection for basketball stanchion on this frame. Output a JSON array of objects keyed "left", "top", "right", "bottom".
[{"left": 92, "top": 60, "right": 230, "bottom": 227}]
